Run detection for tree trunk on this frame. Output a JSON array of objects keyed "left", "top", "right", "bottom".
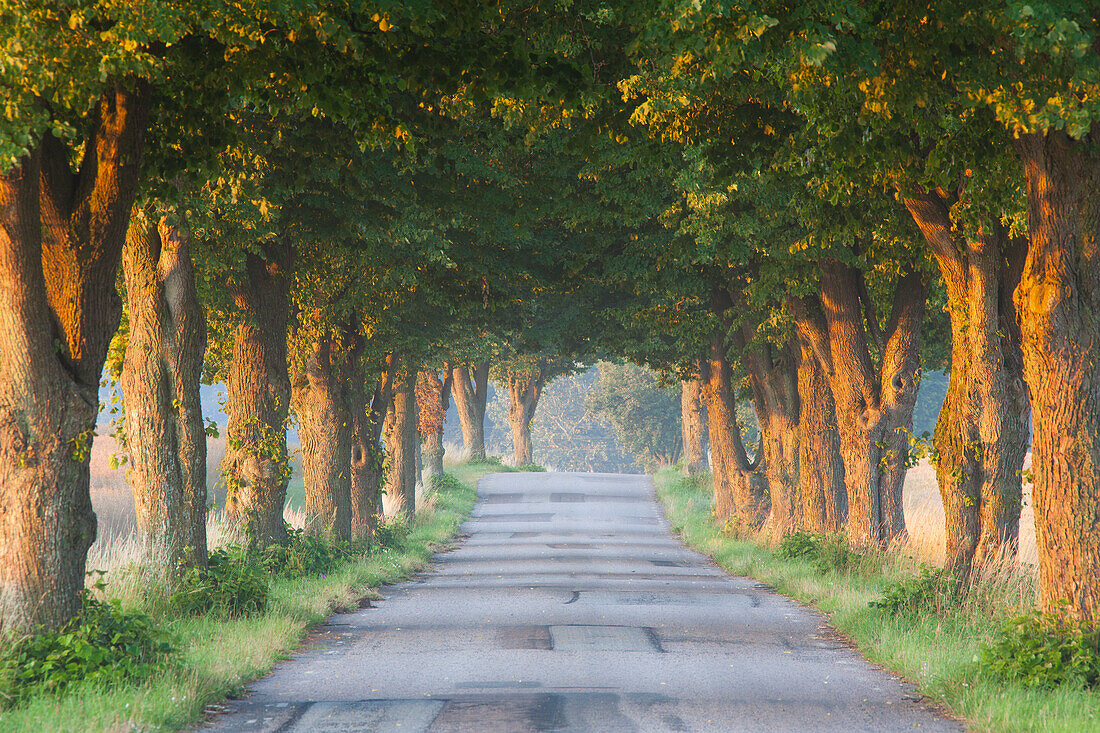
[
  {"left": 452, "top": 361, "right": 489, "bottom": 459},
  {"left": 0, "top": 84, "right": 151, "bottom": 633},
  {"left": 703, "top": 331, "right": 766, "bottom": 525},
  {"left": 384, "top": 367, "right": 418, "bottom": 519},
  {"left": 680, "top": 374, "right": 707, "bottom": 475},
  {"left": 416, "top": 369, "right": 451, "bottom": 485},
  {"left": 292, "top": 335, "right": 352, "bottom": 540},
  {"left": 349, "top": 354, "right": 391, "bottom": 538},
  {"left": 741, "top": 336, "right": 799, "bottom": 540},
  {"left": 905, "top": 192, "right": 1030, "bottom": 576},
  {"left": 121, "top": 209, "right": 207, "bottom": 571},
  {"left": 791, "top": 263, "right": 925, "bottom": 548},
  {"left": 1014, "top": 130, "right": 1100, "bottom": 620},
  {"left": 222, "top": 241, "right": 293, "bottom": 546},
  {"left": 796, "top": 342, "right": 845, "bottom": 533},
  {"left": 508, "top": 370, "right": 545, "bottom": 466}
]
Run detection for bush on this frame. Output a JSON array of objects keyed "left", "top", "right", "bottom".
[
  {"left": 776, "top": 531, "right": 866, "bottom": 575},
  {"left": 429, "top": 473, "right": 465, "bottom": 495},
  {"left": 514, "top": 463, "right": 547, "bottom": 472},
  {"left": 169, "top": 545, "right": 269, "bottom": 617},
  {"left": 260, "top": 525, "right": 356, "bottom": 579},
  {"left": 870, "top": 565, "right": 958, "bottom": 616},
  {"left": 0, "top": 596, "right": 175, "bottom": 707},
  {"left": 981, "top": 610, "right": 1100, "bottom": 689},
  {"left": 372, "top": 515, "right": 412, "bottom": 552},
  {"left": 777, "top": 531, "right": 821, "bottom": 560}
]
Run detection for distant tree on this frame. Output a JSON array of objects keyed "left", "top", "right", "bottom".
[{"left": 587, "top": 362, "right": 682, "bottom": 473}]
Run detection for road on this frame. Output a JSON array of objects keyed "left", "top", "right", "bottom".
[{"left": 206, "top": 472, "right": 961, "bottom": 732}]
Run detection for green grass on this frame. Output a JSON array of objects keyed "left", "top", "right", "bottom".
[
  {"left": 655, "top": 469, "right": 1100, "bottom": 733},
  {"left": 0, "top": 464, "right": 490, "bottom": 733}
]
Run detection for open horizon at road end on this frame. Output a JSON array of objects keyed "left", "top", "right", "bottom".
[{"left": 203, "top": 471, "right": 960, "bottom": 732}]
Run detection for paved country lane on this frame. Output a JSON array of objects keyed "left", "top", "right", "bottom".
[{"left": 204, "top": 472, "right": 961, "bottom": 732}]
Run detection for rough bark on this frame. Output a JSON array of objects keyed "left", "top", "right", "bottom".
[
  {"left": 416, "top": 368, "right": 452, "bottom": 485},
  {"left": 796, "top": 341, "right": 846, "bottom": 533},
  {"left": 349, "top": 352, "right": 391, "bottom": 538},
  {"left": 384, "top": 367, "right": 418, "bottom": 519},
  {"left": 452, "top": 361, "right": 489, "bottom": 459},
  {"left": 121, "top": 209, "right": 207, "bottom": 571},
  {"left": 703, "top": 330, "right": 766, "bottom": 525},
  {"left": 508, "top": 369, "right": 545, "bottom": 466},
  {"left": 292, "top": 334, "right": 352, "bottom": 540},
  {"left": 0, "top": 83, "right": 151, "bottom": 633},
  {"left": 1014, "top": 130, "right": 1100, "bottom": 620},
  {"left": 222, "top": 241, "right": 293, "bottom": 546},
  {"left": 680, "top": 373, "right": 708, "bottom": 475},
  {"left": 904, "top": 191, "right": 1030, "bottom": 576},
  {"left": 791, "top": 263, "right": 925, "bottom": 548},
  {"left": 739, "top": 333, "right": 800, "bottom": 540}
]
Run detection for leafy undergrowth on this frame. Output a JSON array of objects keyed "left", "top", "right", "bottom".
[
  {"left": 0, "top": 465, "right": 487, "bottom": 732},
  {"left": 655, "top": 469, "right": 1100, "bottom": 733}
]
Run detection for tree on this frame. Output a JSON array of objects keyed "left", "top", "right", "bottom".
[
  {"left": 120, "top": 207, "right": 208, "bottom": 570},
  {"left": 680, "top": 368, "right": 708, "bottom": 475},
  {"left": 588, "top": 361, "right": 682, "bottom": 472},
  {"left": 452, "top": 362, "right": 491, "bottom": 460},
  {"left": 417, "top": 368, "right": 452, "bottom": 483},
  {"left": 0, "top": 0, "right": 380, "bottom": 630},
  {"left": 383, "top": 362, "right": 418, "bottom": 519}
]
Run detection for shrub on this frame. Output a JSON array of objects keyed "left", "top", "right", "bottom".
[
  {"left": 719, "top": 514, "right": 754, "bottom": 540},
  {"left": 776, "top": 531, "right": 867, "bottom": 575},
  {"left": 812, "top": 533, "right": 867, "bottom": 574},
  {"left": 429, "top": 473, "right": 464, "bottom": 494},
  {"left": 777, "top": 531, "right": 821, "bottom": 560},
  {"left": 870, "top": 565, "right": 958, "bottom": 616},
  {"left": 169, "top": 545, "right": 269, "bottom": 617},
  {"left": 514, "top": 463, "right": 547, "bottom": 472},
  {"left": 260, "top": 525, "right": 354, "bottom": 579},
  {"left": 981, "top": 609, "right": 1100, "bottom": 689},
  {"left": 372, "top": 515, "right": 412, "bottom": 552},
  {"left": 0, "top": 596, "right": 175, "bottom": 707}
]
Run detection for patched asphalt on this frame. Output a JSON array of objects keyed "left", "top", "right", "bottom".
[{"left": 203, "top": 472, "right": 962, "bottom": 732}]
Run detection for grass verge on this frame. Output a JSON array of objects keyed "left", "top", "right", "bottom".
[
  {"left": 0, "top": 464, "right": 491, "bottom": 733},
  {"left": 655, "top": 469, "right": 1100, "bottom": 733}
]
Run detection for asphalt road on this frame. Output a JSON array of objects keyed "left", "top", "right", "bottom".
[{"left": 205, "top": 472, "right": 962, "bottom": 732}]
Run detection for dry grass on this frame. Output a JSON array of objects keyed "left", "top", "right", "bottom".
[
  {"left": 86, "top": 432, "right": 308, "bottom": 588},
  {"left": 901, "top": 457, "right": 1038, "bottom": 570}
]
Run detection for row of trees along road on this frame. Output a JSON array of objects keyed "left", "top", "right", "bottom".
[{"left": 2, "top": 1, "right": 1099, "bottom": 634}]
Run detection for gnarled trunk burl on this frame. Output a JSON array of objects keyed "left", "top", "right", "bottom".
[
  {"left": 0, "top": 82, "right": 150, "bottom": 633},
  {"left": 121, "top": 209, "right": 208, "bottom": 571}
]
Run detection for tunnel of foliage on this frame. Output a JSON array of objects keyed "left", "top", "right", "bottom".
[{"left": 1, "top": 0, "right": 1099, "bottom": 643}]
